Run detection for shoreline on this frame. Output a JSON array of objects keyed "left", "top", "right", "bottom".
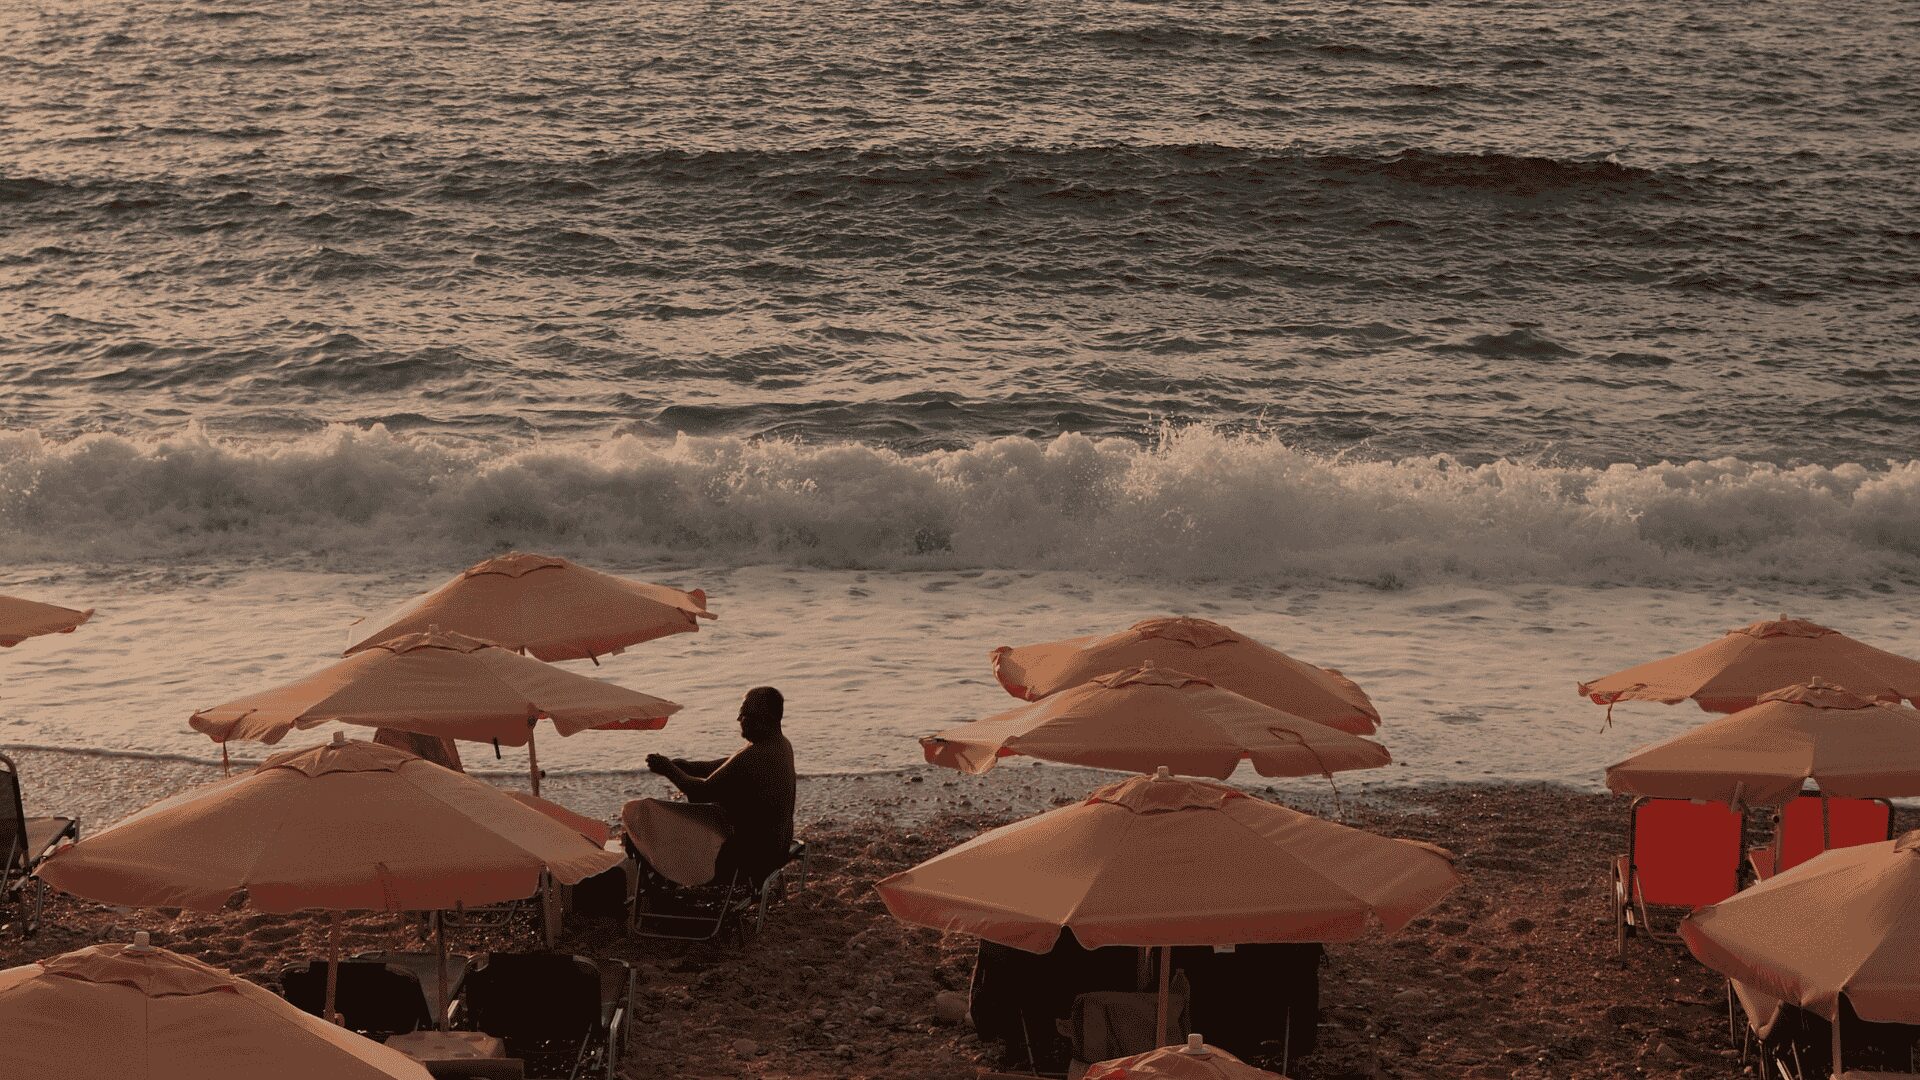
[{"left": 5, "top": 744, "right": 1467, "bottom": 831}]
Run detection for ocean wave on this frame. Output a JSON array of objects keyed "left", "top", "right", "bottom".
[
  {"left": 1, "top": 426, "right": 1917, "bottom": 588},
  {"left": 394, "top": 143, "right": 1686, "bottom": 206}
]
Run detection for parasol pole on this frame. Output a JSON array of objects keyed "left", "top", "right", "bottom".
[
  {"left": 527, "top": 720, "right": 542, "bottom": 796},
  {"left": 1155, "top": 943, "right": 1171, "bottom": 1047},
  {"left": 1831, "top": 1012, "right": 1843, "bottom": 1074},
  {"left": 434, "top": 909, "right": 450, "bottom": 1032},
  {"left": 325, "top": 910, "right": 341, "bottom": 1025}
]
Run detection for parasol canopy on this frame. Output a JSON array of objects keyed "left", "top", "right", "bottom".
[
  {"left": 0, "top": 594, "right": 91, "bottom": 647},
  {"left": 0, "top": 938, "right": 431, "bottom": 1080},
  {"left": 922, "top": 664, "right": 1390, "bottom": 779},
  {"left": 1604, "top": 680, "right": 1920, "bottom": 808},
  {"left": 37, "top": 736, "right": 622, "bottom": 912},
  {"left": 1086, "top": 1035, "right": 1290, "bottom": 1080},
  {"left": 1681, "top": 830, "right": 1920, "bottom": 1028},
  {"left": 188, "top": 627, "right": 680, "bottom": 747},
  {"left": 1579, "top": 616, "right": 1920, "bottom": 714},
  {"left": 345, "top": 552, "right": 712, "bottom": 662},
  {"left": 875, "top": 770, "right": 1458, "bottom": 953},
  {"left": 991, "top": 617, "right": 1378, "bottom": 734}
]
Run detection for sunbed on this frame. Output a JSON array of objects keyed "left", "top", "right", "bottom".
[
  {"left": 1611, "top": 796, "right": 1744, "bottom": 955},
  {"left": 460, "top": 952, "right": 631, "bottom": 1080},
  {"left": 280, "top": 959, "right": 434, "bottom": 1039},
  {"left": 0, "top": 752, "right": 79, "bottom": 936},
  {"left": 1729, "top": 979, "right": 1919, "bottom": 1078},
  {"left": 619, "top": 800, "right": 808, "bottom": 942},
  {"left": 1748, "top": 793, "right": 1894, "bottom": 882}
]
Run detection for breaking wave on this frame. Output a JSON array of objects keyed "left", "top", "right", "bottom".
[{"left": 2, "top": 425, "right": 1917, "bottom": 587}]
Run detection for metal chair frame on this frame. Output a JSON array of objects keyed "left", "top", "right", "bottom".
[{"left": 0, "top": 752, "right": 79, "bottom": 937}]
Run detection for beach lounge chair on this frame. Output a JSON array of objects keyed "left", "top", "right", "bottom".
[
  {"left": 280, "top": 959, "right": 435, "bottom": 1039},
  {"left": 1730, "top": 980, "right": 1920, "bottom": 1079},
  {"left": 970, "top": 934, "right": 1146, "bottom": 1075},
  {"left": 626, "top": 832, "right": 809, "bottom": 942},
  {"left": 461, "top": 952, "right": 631, "bottom": 1080},
  {"left": 1748, "top": 793, "right": 1894, "bottom": 882},
  {"left": 1611, "top": 796, "right": 1744, "bottom": 955},
  {"left": 353, "top": 948, "right": 475, "bottom": 1029},
  {"left": 1167, "top": 943, "right": 1320, "bottom": 1064},
  {"left": 0, "top": 752, "right": 79, "bottom": 936},
  {"left": 1064, "top": 973, "right": 1193, "bottom": 1078}
]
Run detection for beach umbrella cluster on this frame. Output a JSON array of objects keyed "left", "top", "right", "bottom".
[
  {"left": 17, "top": 554, "right": 1920, "bottom": 1078},
  {"left": 8, "top": 554, "right": 710, "bottom": 1073},
  {"left": 893, "top": 616, "right": 1452, "bottom": 1052},
  {"left": 1582, "top": 614, "right": 1920, "bottom": 1070}
]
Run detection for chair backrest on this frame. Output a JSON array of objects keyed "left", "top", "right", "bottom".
[
  {"left": 1068, "top": 972, "right": 1191, "bottom": 1064},
  {"left": 465, "top": 953, "right": 601, "bottom": 1045},
  {"left": 280, "top": 961, "right": 431, "bottom": 1037},
  {"left": 1628, "top": 798, "right": 1744, "bottom": 909},
  {"left": 0, "top": 754, "right": 29, "bottom": 879},
  {"left": 1777, "top": 794, "right": 1895, "bottom": 874}
]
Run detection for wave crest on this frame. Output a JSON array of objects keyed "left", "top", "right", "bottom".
[{"left": 1, "top": 426, "right": 1917, "bottom": 586}]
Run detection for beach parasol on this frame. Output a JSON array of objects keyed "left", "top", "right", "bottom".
[
  {"left": 922, "top": 664, "right": 1390, "bottom": 785},
  {"left": 189, "top": 626, "right": 679, "bottom": 792},
  {"left": 1579, "top": 615, "right": 1920, "bottom": 720},
  {"left": 1086, "top": 1035, "right": 1291, "bottom": 1080},
  {"left": 0, "top": 935, "right": 431, "bottom": 1080},
  {"left": 344, "top": 552, "right": 713, "bottom": 662},
  {"left": 991, "top": 617, "right": 1378, "bottom": 734},
  {"left": 876, "top": 769, "right": 1457, "bottom": 1043},
  {"left": 37, "top": 735, "right": 622, "bottom": 1024},
  {"left": 0, "top": 594, "right": 91, "bottom": 647},
  {"left": 1604, "top": 680, "right": 1920, "bottom": 809},
  {"left": 1680, "top": 831, "right": 1920, "bottom": 1071}
]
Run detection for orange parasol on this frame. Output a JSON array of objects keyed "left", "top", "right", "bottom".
[
  {"left": 1579, "top": 616, "right": 1920, "bottom": 717},
  {"left": 38, "top": 735, "right": 620, "bottom": 911},
  {"left": 1681, "top": 832, "right": 1920, "bottom": 1069},
  {"left": 189, "top": 627, "right": 679, "bottom": 792},
  {"left": 0, "top": 936, "right": 431, "bottom": 1080},
  {"left": 37, "top": 736, "right": 622, "bottom": 1022},
  {"left": 345, "top": 552, "right": 713, "bottom": 662},
  {"left": 991, "top": 617, "right": 1378, "bottom": 734},
  {"left": 876, "top": 770, "right": 1457, "bottom": 1044},
  {"left": 0, "top": 594, "right": 91, "bottom": 647},
  {"left": 922, "top": 664, "right": 1390, "bottom": 781},
  {"left": 1087, "top": 1035, "right": 1290, "bottom": 1080},
  {"left": 1604, "top": 680, "right": 1920, "bottom": 808}
]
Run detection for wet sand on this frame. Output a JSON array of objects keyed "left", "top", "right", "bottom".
[{"left": 7, "top": 767, "right": 1885, "bottom": 1080}]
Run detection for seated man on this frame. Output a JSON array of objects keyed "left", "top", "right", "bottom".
[{"left": 645, "top": 686, "right": 796, "bottom": 885}]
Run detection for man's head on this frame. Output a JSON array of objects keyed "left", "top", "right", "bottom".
[{"left": 739, "top": 686, "right": 784, "bottom": 741}]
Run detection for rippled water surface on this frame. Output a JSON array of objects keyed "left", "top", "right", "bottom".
[{"left": 3, "top": 0, "right": 1917, "bottom": 463}]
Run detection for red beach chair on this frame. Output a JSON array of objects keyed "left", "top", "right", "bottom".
[
  {"left": 1611, "top": 797, "right": 1744, "bottom": 956},
  {"left": 1748, "top": 793, "right": 1894, "bottom": 882}
]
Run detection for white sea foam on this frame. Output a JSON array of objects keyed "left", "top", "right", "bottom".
[{"left": 2, "top": 425, "right": 1918, "bottom": 586}]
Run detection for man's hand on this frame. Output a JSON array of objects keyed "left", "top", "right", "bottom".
[{"left": 645, "top": 753, "right": 673, "bottom": 776}]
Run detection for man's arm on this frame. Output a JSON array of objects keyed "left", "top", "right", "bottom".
[{"left": 671, "top": 757, "right": 726, "bottom": 779}]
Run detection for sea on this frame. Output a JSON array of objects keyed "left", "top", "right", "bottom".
[{"left": 1, "top": 0, "right": 1916, "bottom": 789}]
